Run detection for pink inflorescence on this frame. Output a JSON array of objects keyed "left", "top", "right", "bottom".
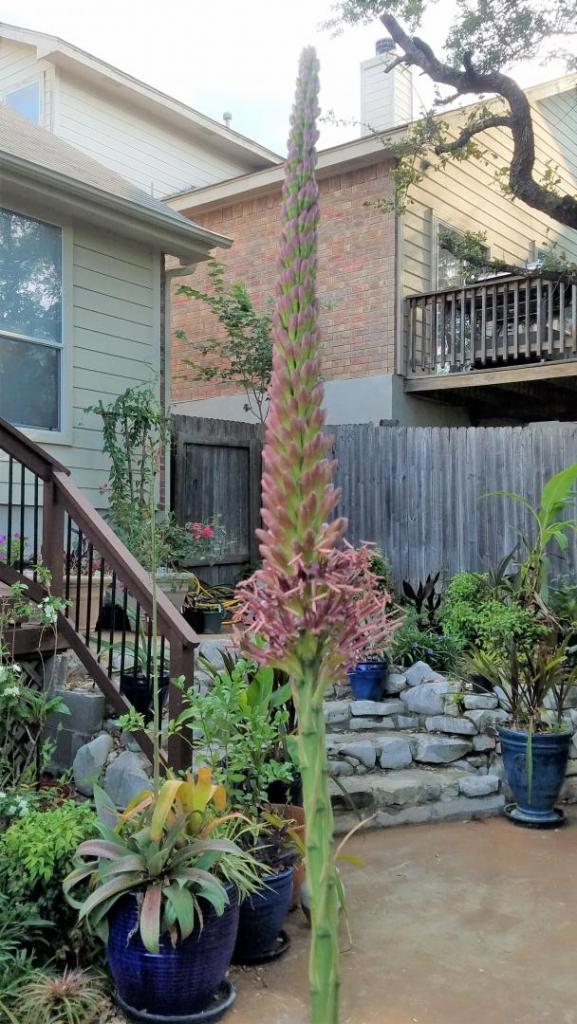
[{"left": 235, "top": 47, "right": 395, "bottom": 685}]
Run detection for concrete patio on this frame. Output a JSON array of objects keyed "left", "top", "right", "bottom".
[{"left": 229, "top": 811, "right": 577, "bottom": 1024}]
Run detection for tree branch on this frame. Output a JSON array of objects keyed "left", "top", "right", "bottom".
[
  {"left": 380, "top": 11, "right": 577, "bottom": 230},
  {"left": 435, "top": 114, "right": 512, "bottom": 155}
]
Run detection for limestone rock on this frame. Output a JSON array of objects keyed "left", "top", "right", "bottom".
[
  {"left": 323, "top": 701, "right": 350, "bottom": 728},
  {"left": 452, "top": 759, "right": 478, "bottom": 774},
  {"left": 393, "top": 714, "right": 419, "bottom": 729},
  {"left": 104, "top": 750, "right": 152, "bottom": 808},
  {"left": 473, "top": 734, "right": 496, "bottom": 752},
  {"left": 72, "top": 733, "right": 114, "bottom": 797},
  {"left": 338, "top": 741, "right": 376, "bottom": 770},
  {"left": 401, "top": 681, "right": 449, "bottom": 716},
  {"left": 458, "top": 774, "right": 500, "bottom": 797},
  {"left": 348, "top": 717, "right": 396, "bottom": 731},
  {"left": 405, "top": 661, "right": 446, "bottom": 687},
  {"left": 384, "top": 673, "right": 407, "bottom": 695},
  {"left": 463, "top": 694, "right": 499, "bottom": 710},
  {"left": 376, "top": 736, "right": 413, "bottom": 770},
  {"left": 327, "top": 759, "right": 354, "bottom": 777},
  {"left": 464, "top": 708, "right": 509, "bottom": 731},
  {"left": 410, "top": 734, "right": 473, "bottom": 764},
  {"left": 350, "top": 699, "right": 405, "bottom": 718},
  {"left": 425, "top": 715, "right": 477, "bottom": 736}
]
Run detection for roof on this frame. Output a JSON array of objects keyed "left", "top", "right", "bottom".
[
  {"left": 168, "top": 72, "right": 577, "bottom": 215},
  {"left": 0, "top": 21, "right": 281, "bottom": 171},
  {"left": 0, "top": 103, "right": 231, "bottom": 261}
]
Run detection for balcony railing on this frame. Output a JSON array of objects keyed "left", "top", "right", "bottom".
[{"left": 405, "top": 274, "right": 577, "bottom": 377}]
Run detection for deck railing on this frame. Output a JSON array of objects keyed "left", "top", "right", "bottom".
[
  {"left": 0, "top": 414, "right": 199, "bottom": 772},
  {"left": 405, "top": 274, "right": 577, "bottom": 377}
]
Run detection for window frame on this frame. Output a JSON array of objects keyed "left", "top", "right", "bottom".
[
  {"left": 0, "top": 203, "right": 73, "bottom": 445},
  {"left": 432, "top": 218, "right": 491, "bottom": 290},
  {"left": 1, "top": 75, "right": 43, "bottom": 126}
]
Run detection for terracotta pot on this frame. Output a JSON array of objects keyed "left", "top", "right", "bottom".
[{"left": 270, "top": 802, "right": 306, "bottom": 910}]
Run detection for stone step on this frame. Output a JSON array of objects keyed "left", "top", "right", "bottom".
[{"left": 330, "top": 767, "right": 504, "bottom": 833}]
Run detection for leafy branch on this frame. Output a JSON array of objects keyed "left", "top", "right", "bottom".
[{"left": 177, "top": 262, "right": 273, "bottom": 423}]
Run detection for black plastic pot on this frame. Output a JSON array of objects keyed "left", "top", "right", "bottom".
[
  {"left": 108, "top": 891, "right": 239, "bottom": 1021},
  {"left": 182, "top": 607, "right": 206, "bottom": 634},
  {"left": 266, "top": 771, "right": 303, "bottom": 807},
  {"left": 120, "top": 670, "right": 170, "bottom": 722},
  {"left": 203, "top": 609, "right": 225, "bottom": 634},
  {"left": 499, "top": 725, "right": 571, "bottom": 828},
  {"left": 233, "top": 867, "right": 294, "bottom": 965}
]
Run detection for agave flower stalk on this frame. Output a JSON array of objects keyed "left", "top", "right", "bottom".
[{"left": 236, "top": 48, "right": 395, "bottom": 1024}]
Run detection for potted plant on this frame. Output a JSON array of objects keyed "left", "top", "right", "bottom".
[
  {"left": 171, "top": 654, "right": 301, "bottom": 956},
  {"left": 183, "top": 595, "right": 226, "bottom": 634},
  {"left": 65, "top": 775, "right": 261, "bottom": 1022},
  {"left": 469, "top": 636, "right": 575, "bottom": 827},
  {"left": 347, "top": 645, "right": 390, "bottom": 701}
]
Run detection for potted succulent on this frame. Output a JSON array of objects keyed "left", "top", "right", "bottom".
[
  {"left": 470, "top": 636, "right": 576, "bottom": 827},
  {"left": 64, "top": 773, "right": 261, "bottom": 1022}
]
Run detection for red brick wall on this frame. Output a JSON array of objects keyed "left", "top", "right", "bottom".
[{"left": 171, "top": 159, "right": 397, "bottom": 404}]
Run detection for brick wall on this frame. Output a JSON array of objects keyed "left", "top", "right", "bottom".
[{"left": 171, "top": 158, "right": 397, "bottom": 405}]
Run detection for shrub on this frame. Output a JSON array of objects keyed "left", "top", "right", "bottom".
[
  {"left": 14, "top": 968, "right": 107, "bottom": 1024},
  {"left": 442, "top": 570, "right": 547, "bottom": 662},
  {"left": 391, "top": 616, "right": 462, "bottom": 672},
  {"left": 0, "top": 800, "right": 96, "bottom": 957}
]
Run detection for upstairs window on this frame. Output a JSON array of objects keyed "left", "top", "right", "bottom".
[
  {"left": 3, "top": 81, "right": 41, "bottom": 124},
  {"left": 0, "top": 208, "right": 63, "bottom": 431},
  {"left": 436, "top": 225, "right": 490, "bottom": 289}
]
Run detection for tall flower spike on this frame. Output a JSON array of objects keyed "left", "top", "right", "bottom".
[{"left": 236, "top": 48, "right": 396, "bottom": 1024}]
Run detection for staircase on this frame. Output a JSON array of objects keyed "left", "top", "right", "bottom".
[{"left": 0, "top": 414, "right": 200, "bottom": 772}]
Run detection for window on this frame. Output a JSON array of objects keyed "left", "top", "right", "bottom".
[
  {"left": 3, "top": 81, "right": 41, "bottom": 124},
  {"left": 436, "top": 224, "right": 490, "bottom": 289},
  {"left": 0, "top": 208, "right": 63, "bottom": 431}
]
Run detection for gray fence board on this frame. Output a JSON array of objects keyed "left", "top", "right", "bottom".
[{"left": 172, "top": 417, "right": 577, "bottom": 588}]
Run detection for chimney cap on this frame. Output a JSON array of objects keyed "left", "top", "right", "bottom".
[
  {"left": 223, "top": 110, "right": 232, "bottom": 128},
  {"left": 375, "top": 37, "right": 396, "bottom": 55}
]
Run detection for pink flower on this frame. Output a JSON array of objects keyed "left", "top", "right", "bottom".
[{"left": 201, "top": 526, "right": 215, "bottom": 538}]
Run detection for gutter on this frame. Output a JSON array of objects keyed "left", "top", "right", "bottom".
[{"left": 0, "top": 151, "right": 233, "bottom": 256}]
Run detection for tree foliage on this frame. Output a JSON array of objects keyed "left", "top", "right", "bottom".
[
  {"left": 327, "top": 0, "right": 577, "bottom": 229},
  {"left": 177, "top": 262, "right": 273, "bottom": 423}
]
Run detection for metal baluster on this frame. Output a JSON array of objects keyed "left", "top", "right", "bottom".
[
  {"left": 85, "top": 542, "right": 94, "bottom": 645},
  {"left": 32, "top": 474, "right": 40, "bottom": 580},
  {"left": 107, "top": 572, "right": 117, "bottom": 677},
  {"left": 6, "top": 456, "right": 13, "bottom": 564},
  {"left": 74, "top": 527, "right": 83, "bottom": 631}
]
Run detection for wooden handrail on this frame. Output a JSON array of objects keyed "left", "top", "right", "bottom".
[
  {"left": 0, "top": 413, "right": 200, "bottom": 772},
  {"left": 0, "top": 414, "right": 70, "bottom": 480},
  {"left": 52, "top": 470, "right": 199, "bottom": 643}
]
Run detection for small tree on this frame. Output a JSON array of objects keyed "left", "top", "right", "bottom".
[{"left": 177, "top": 262, "right": 273, "bottom": 423}]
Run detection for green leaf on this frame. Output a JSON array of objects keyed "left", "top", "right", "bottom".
[
  {"left": 164, "top": 883, "right": 196, "bottom": 940},
  {"left": 78, "top": 873, "right": 143, "bottom": 922}
]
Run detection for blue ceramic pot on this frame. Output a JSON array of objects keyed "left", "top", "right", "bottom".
[
  {"left": 233, "top": 867, "right": 294, "bottom": 964},
  {"left": 347, "top": 661, "right": 388, "bottom": 701},
  {"left": 498, "top": 726, "right": 571, "bottom": 827},
  {"left": 108, "top": 889, "right": 239, "bottom": 1018}
]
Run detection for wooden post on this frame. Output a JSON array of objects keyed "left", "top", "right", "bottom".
[{"left": 42, "top": 478, "right": 64, "bottom": 597}]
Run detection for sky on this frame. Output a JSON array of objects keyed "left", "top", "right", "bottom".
[{"left": 1, "top": 0, "right": 568, "bottom": 155}]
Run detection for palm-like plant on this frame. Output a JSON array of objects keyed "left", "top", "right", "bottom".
[
  {"left": 489, "top": 463, "right": 577, "bottom": 601},
  {"left": 64, "top": 775, "right": 261, "bottom": 954}
]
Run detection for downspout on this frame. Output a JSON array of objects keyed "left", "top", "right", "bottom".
[{"left": 162, "top": 259, "right": 197, "bottom": 512}]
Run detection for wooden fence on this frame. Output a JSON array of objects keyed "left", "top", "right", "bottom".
[{"left": 172, "top": 416, "right": 577, "bottom": 588}]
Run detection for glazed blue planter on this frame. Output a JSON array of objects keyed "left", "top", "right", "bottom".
[
  {"left": 498, "top": 726, "right": 571, "bottom": 828},
  {"left": 347, "top": 661, "right": 388, "bottom": 701},
  {"left": 108, "top": 890, "right": 239, "bottom": 1019},
  {"left": 233, "top": 867, "right": 294, "bottom": 965}
]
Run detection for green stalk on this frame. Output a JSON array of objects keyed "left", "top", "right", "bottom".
[
  {"left": 149, "top": 452, "right": 160, "bottom": 793},
  {"left": 293, "top": 663, "right": 340, "bottom": 1024}
]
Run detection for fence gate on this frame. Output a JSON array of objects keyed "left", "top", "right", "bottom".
[{"left": 172, "top": 416, "right": 263, "bottom": 585}]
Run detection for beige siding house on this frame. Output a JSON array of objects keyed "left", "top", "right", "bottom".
[
  {"left": 0, "top": 22, "right": 279, "bottom": 197},
  {"left": 0, "top": 104, "right": 229, "bottom": 504},
  {"left": 168, "top": 50, "right": 577, "bottom": 427}
]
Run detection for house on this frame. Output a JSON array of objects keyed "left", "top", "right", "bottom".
[
  {"left": 168, "top": 42, "right": 577, "bottom": 426},
  {"left": 0, "top": 102, "right": 229, "bottom": 506},
  {"left": 0, "top": 21, "right": 279, "bottom": 197}
]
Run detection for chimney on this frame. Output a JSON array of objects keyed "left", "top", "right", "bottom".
[
  {"left": 360, "top": 37, "right": 413, "bottom": 135},
  {"left": 223, "top": 111, "right": 232, "bottom": 129}
]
